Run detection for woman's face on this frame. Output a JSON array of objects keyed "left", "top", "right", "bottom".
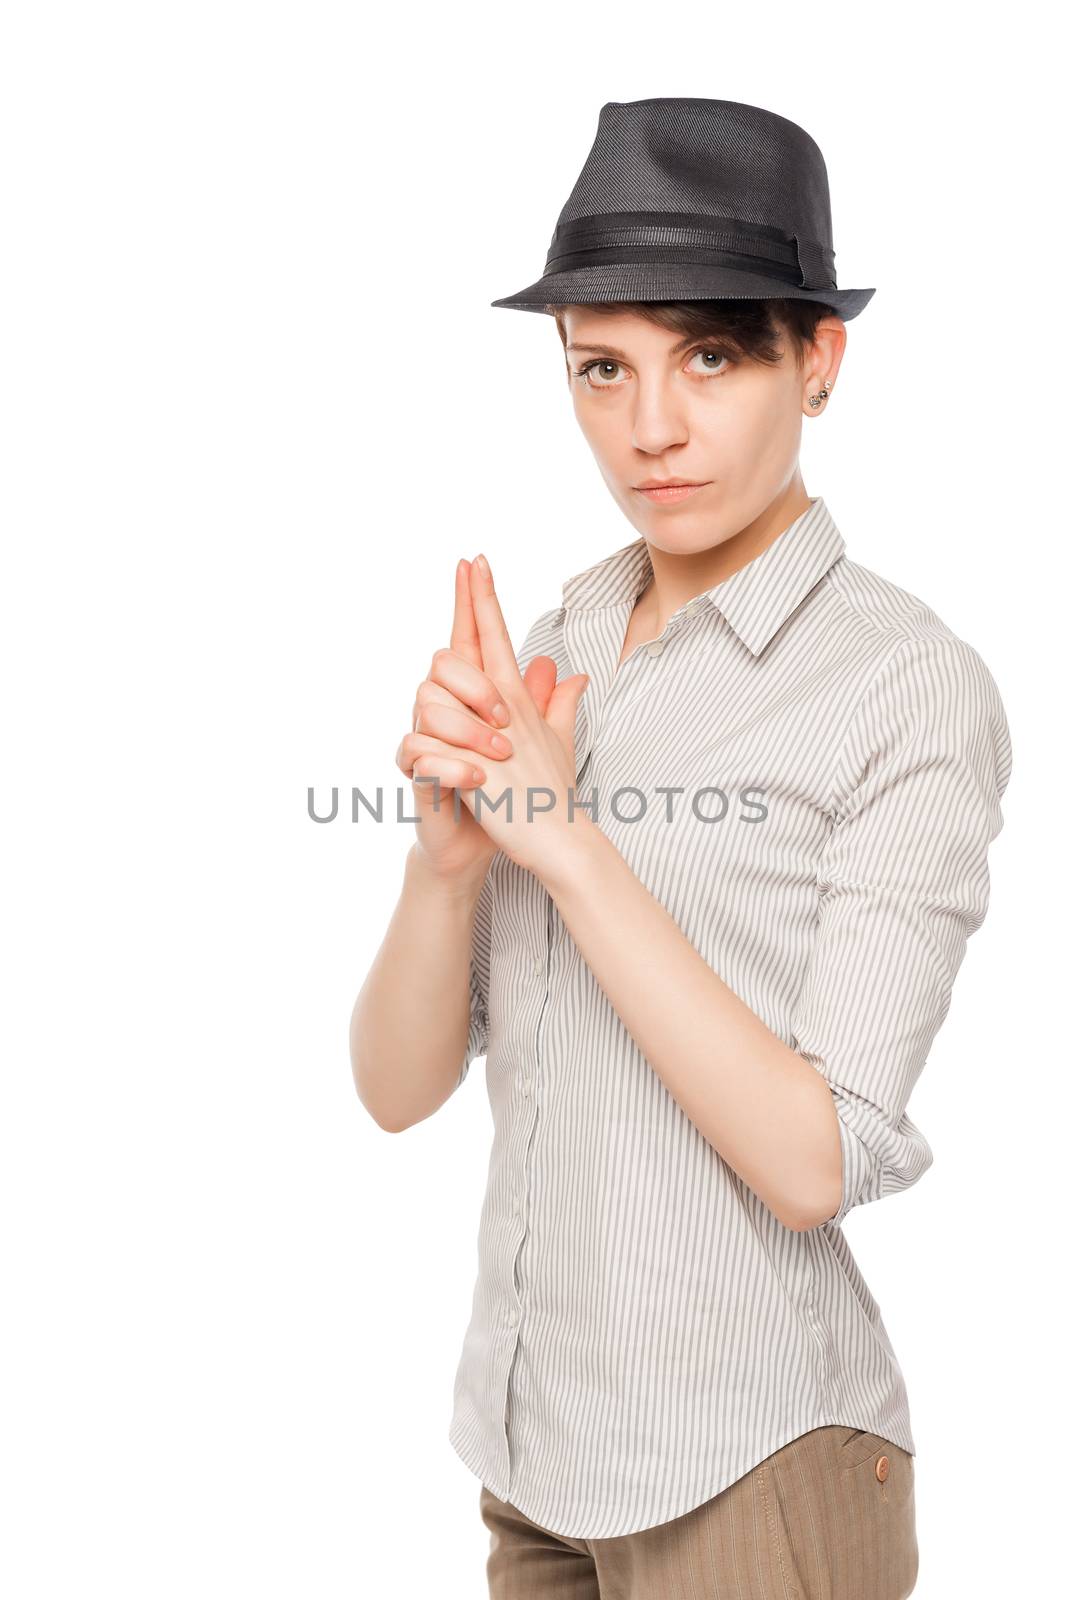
[{"left": 561, "top": 306, "right": 843, "bottom": 549}]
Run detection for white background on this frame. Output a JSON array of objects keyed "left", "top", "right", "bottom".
[{"left": 1, "top": 5, "right": 1061, "bottom": 1595}]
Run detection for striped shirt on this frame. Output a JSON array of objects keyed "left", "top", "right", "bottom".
[{"left": 447, "top": 495, "right": 1012, "bottom": 1539}]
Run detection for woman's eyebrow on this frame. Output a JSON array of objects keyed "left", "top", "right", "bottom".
[{"left": 566, "top": 334, "right": 697, "bottom": 360}]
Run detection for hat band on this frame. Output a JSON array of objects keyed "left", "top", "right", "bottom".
[{"left": 544, "top": 211, "right": 836, "bottom": 290}]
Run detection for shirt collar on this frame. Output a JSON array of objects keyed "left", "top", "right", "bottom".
[{"left": 559, "top": 496, "right": 846, "bottom": 658}]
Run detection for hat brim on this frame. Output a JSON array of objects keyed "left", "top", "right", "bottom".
[{"left": 491, "top": 261, "right": 875, "bottom": 321}]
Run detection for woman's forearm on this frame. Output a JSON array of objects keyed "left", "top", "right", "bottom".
[
  {"left": 350, "top": 844, "right": 489, "bottom": 1132},
  {"left": 538, "top": 817, "right": 843, "bottom": 1230}
]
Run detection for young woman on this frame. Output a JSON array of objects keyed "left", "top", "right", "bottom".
[{"left": 350, "top": 99, "right": 1011, "bottom": 1599}]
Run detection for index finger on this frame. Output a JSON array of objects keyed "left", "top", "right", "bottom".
[
  {"left": 450, "top": 559, "right": 484, "bottom": 669},
  {"left": 469, "top": 552, "right": 522, "bottom": 687}
]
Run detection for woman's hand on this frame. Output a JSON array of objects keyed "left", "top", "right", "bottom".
[
  {"left": 398, "top": 556, "right": 585, "bottom": 888},
  {"left": 398, "top": 553, "right": 590, "bottom": 883},
  {"left": 395, "top": 559, "right": 504, "bottom": 889}
]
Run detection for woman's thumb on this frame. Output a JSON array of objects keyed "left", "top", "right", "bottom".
[
  {"left": 545, "top": 672, "right": 589, "bottom": 746},
  {"left": 568, "top": 674, "right": 591, "bottom": 716}
]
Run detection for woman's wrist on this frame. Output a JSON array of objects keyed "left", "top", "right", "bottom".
[
  {"left": 531, "top": 807, "right": 603, "bottom": 898},
  {"left": 404, "top": 841, "right": 492, "bottom": 908}
]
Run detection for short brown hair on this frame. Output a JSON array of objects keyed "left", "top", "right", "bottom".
[{"left": 546, "top": 297, "right": 839, "bottom": 370}]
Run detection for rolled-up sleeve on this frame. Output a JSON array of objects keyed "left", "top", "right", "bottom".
[
  {"left": 457, "top": 861, "right": 496, "bottom": 1088},
  {"left": 790, "top": 633, "right": 1012, "bottom": 1228}
]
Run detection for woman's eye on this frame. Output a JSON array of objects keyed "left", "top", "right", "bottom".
[
  {"left": 686, "top": 348, "right": 731, "bottom": 377},
  {"left": 577, "top": 359, "right": 625, "bottom": 388}
]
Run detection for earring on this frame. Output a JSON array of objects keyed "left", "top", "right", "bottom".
[{"left": 808, "top": 378, "right": 832, "bottom": 410}]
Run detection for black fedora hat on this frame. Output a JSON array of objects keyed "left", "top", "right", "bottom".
[{"left": 491, "top": 97, "right": 875, "bottom": 322}]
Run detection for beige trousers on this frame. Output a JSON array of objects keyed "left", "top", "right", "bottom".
[{"left": 480, "top": 1425, "right": 918, "bottom": 1599}]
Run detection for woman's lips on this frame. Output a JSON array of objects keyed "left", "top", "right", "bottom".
[{"left": 634, "top": 482, "right": 710, "bottom": 503}]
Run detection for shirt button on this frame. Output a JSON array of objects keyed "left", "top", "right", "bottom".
[
  {"left": 685, "top": 597, "right": 702, "bottom": 614},
  {"left": 646, "top": 640, "right": 664, "bottom": 657},
  {"left": 875, "top": 1455, "right": 890, "bottom": 1482},
  {"left": 533, "top": 957, "right": 543, "bottom": 974}
]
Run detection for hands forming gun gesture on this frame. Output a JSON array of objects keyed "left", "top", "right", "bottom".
[{"left": 396, "top": 553, "right": 591, "bottom": 886}]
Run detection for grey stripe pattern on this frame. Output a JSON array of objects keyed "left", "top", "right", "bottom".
[{"left": 448, "top": 497, "right": 1012, "bottom": 1539}]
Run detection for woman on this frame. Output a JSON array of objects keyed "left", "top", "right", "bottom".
[{"left": 350, "top": 99, "right": 1011, "bottom": 1598}]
